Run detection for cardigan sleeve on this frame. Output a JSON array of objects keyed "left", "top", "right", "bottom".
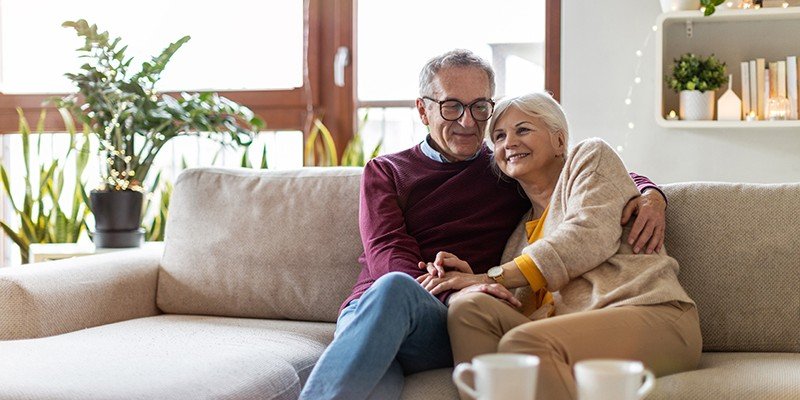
[{"left": 521, "top": 140, "right": 641, "bottom": 291}]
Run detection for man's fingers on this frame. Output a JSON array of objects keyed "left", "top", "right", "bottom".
[
  {"left": 633, "top": 221, "right": 656, "bottom": 254},
  {"left": 440, "top": 258, "right": 471, "bottom": 274},
  {"left": 430, "top": 281, "right": 451, "bottom": 296},
  {"left": 627, "top": 212, "right": 648, "bottom": 246},
  {"left": 646, "top": 226, "right": 665, "bottom": 254},
  {"left": 621, "top": 198, "right": 638, "bottom": 225},
  {"left": 416, "top": 274, "right": 429, "bottom": 283}
]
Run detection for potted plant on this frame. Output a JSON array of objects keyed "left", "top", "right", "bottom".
[
  {"left": 55, "top": 20, "right": 263, "bottom": 248},
  {"left": 667, "top": 53, "right": 727, "bottom": 120}
]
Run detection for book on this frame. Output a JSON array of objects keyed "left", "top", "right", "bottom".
[
  {"left": 741, "top": 61, "right": 751, "bottom": 115},
  {"left": 788, "top": 56, "right": 798, "bottom": 120},
  {"left": 777, "top": 61, "right": 787, "bottom": 99},
  {"left": 756, "top": 58, "right": 766, "bottom": 119},
  {"left": 764, "top": 69, "right": 771, "bottom": 116},
  {"left": 769, "top": 62, "right": 778, "bottom": 98},
  {"left": 749, "top": 60, "right": 757, "bottom": 117}
]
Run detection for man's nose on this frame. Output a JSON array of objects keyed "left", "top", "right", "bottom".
[{"left": 457, "top": 108, "right": 476, "bottom": 128}]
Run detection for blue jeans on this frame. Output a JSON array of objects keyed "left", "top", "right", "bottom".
[{"left": 299, "top": 272, "right": 453, "bottom": 400}]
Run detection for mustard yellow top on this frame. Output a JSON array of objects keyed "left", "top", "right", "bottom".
[{"left": 513, "top": 206, "right": 554, "bottom": 316}]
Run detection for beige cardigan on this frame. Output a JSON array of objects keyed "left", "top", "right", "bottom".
[{"left": 501, "top": 138, "right": 694, "bottom": 317}]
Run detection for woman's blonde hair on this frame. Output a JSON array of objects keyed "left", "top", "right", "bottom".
[{"left": 487, "top": 92, "right": 570, "bottom": 177}]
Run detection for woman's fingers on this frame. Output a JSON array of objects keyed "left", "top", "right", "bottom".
[{"left": 479, "top": 284, "right": 522, "bottom": 308}]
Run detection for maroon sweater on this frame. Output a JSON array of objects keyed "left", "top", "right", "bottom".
[
  {"left": 342, "top": 144, "right": 660, "bottom": 311},
  {"left": 343, "top": 145, "right": 531, "bottom": 310}
]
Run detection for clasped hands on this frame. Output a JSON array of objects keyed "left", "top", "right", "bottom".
[{"left": 416, "top": 251, "right": 522, "bottom": 308}]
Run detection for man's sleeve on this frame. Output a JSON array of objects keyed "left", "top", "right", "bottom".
[
  {"left": 359, "top": 160, "right": 450, "bottom": 303},
  {"left": 629, "top": 172, "right": 667, "bottom": 204}
]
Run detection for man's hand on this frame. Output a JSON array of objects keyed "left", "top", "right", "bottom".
[
  {"left": 447, "top": 283, "right": 522, "bottom": 308},
  {"left": 416, "top": 270, "right": 489, "bottom": 295},
  {"left": 417, "top": 251, "right": 474, "bottom": 278},
  {"left": 620, "top": 189, "right": 667, "bottom": 254}
]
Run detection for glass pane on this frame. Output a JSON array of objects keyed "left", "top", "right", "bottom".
[
  {"left": 357, "top": 0, "right": 546, "bottom": 101},
  {"left": 0, "top": 0, "right": 303, "bottom": 93}
]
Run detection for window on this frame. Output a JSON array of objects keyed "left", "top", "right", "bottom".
[
  {"left": 356, "top": 0, "right": 555, "bottom": 154},
  {"left": 0, "top": 0, "right": 303, "bottom": 93}
]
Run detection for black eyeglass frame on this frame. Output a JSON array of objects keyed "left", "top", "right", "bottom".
[{"left": 421, "top": 96, "right": 495, "bottom": 122}]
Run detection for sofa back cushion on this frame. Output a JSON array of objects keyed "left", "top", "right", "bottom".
[
  {"left": 157, "top": 167, "right": 364, "bottom": 323},
  {"left": 662, "top": 182, "right": 800, "bottom": 352}
]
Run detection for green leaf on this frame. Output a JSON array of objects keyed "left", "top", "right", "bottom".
[
  {"left": 1, "top": 221, "right": 29, "bottom": 264},
  {"left": 260, "top": 144, "right": 268, "bottom": 169},
  {"left": 0, "top": 164, "right": 19, "bottom": 212}
]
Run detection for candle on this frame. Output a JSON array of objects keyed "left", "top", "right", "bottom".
[{"left": 666, "top": 110, "right": 679, "bottom": 121}]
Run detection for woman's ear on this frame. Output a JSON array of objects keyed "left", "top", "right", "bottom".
[
  {"left": 552, "top": 130, "right": 566, "bottom": 156},
  {"left": 416, "top": 98, "right": 429, "bottom": 126}
]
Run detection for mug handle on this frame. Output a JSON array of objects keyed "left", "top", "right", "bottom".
[
  {"left": 637, "top": 368, "right": 656, "bottom": 399},
  {"left": 452, "top": 362, "right": 479, "bottom": 399}
]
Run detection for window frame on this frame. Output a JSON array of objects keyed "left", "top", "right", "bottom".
[{"left": 0, "top": 0, "right": 559, "bottom": 159}]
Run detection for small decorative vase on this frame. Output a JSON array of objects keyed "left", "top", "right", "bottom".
[
  {"left": 680, "top": 90, "right": 715, "bottom": 121},
  {"left": 660, "top": 0, "right": 701, "bottom": 12}
]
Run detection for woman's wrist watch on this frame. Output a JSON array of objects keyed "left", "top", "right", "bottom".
[{"left": 487, "top": 266, "right": 506, "bottom": 287}]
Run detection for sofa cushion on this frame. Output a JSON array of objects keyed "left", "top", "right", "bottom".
[
  {"left": 401, "top": 368, "right": 459, "bottom": 399},
  {"left": 663, "top": 182, "right": 800, "bottom": 352},
  {"left": 0, "top": 315, "right": 335, "bottom": 400},
  {"left": 647, "top": 352, "right": 800, "bottom": 399},
  {"left": 158, "top": 167, "right": 364, "bottom": 323}
]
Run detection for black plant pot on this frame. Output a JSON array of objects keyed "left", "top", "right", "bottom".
[{"left": 90, "top": 189, "right": 145, "bottom": 248}]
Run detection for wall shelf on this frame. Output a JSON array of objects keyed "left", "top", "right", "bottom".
[{"left": 655, "top": 7, "right": 800, "bottom": 128}]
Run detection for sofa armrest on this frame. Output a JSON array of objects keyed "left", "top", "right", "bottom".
[{"left": 0, "top": 245, "right": 163, "bottom": 340}]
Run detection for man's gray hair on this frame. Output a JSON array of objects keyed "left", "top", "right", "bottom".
[{"left": 418, "top": 49, "right": 496, "bottom": 97}]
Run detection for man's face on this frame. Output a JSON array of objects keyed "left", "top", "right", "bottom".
[{"left": 416, "top": 66, "right": 492, "bottom": 162}]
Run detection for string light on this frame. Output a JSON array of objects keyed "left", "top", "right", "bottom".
[
  {"left": 618, "top": 21, "right": 657, "bottom": 154},
  {"left": 783, "top": 2, "right": 789, "bottom": 8}
]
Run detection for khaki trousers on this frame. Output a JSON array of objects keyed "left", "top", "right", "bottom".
[{"left": 448, "top": 292, "right": 702, "bottom": 400}]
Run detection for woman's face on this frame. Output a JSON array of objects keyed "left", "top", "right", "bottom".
[{"left": 490, "top": 106, "right": 565, "bottom": 182}]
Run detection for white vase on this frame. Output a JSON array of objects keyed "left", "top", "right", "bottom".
[
  {"left": 660, "top": 0, "right": 701, "bottom": 12},
  {"left": 680, "top": 90, "right": 715, "bottom": 120}
]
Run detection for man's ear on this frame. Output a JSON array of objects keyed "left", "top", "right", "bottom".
[{"left": 416, "top": 98, "right": 429, "bottom": 125}]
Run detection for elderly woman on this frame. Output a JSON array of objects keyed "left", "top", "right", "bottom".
[{"left": 419, "top": 92, "right": 701, "bottom": 399}]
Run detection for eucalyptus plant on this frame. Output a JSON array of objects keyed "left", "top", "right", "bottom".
[
  {"left": 54, "top": 19, "right": 264, "bottom": 191},
  {"left": 667, "top": 53, "right": 727, "bottom": 93},
  {"left": 0, "top": 109, "right": 91, "bottom": 264}
]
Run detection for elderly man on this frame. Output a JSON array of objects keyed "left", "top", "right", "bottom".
[{"left": 299, "top": 49, "right": 667, "bottom": 400}]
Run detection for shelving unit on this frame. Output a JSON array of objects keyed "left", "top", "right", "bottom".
[{"left": 655, "top": 7, "right": 800, "bottom": 128}]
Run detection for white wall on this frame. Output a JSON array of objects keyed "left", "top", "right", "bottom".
[{"left": 561, "top": 0, "right": 800, "bottom": 183}]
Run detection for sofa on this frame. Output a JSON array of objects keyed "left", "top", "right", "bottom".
[{"left": 1, "top": 167, "right": 798, "bottom": 399}]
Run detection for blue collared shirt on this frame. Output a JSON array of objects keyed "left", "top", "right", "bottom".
[{"left": 420, "top": 135, "right": 481, "bottom": 163}]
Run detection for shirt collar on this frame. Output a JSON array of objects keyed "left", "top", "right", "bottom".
[{"left": 420, "top": 135, "right": 481, "bottom": 163}]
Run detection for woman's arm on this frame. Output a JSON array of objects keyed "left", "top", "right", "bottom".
[{"left": 523, "top": 139, "right": 640, "bottom": 292}]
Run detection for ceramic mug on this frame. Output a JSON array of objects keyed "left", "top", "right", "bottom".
[
  {"left": 574, "top": 359, "right": 655, "bottom": 400},
  {"left": 452, "top": 353, "right": 540, "bottom": 400}
]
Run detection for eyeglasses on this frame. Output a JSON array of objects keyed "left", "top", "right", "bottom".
[{"left": 422, "top": 96, "right": 495, "bottom": 122}]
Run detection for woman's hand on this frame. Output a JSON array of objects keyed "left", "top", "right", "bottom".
[
  {"left": 447, "top": 283, "right": 522, "bottom": 308},
  {"left": 416, "top": 270, "right": 490, "bottom": 295},
  {"left": 620, "top": 189, "right": 667, "bottom": 254},
  {"left": 417, "top": 251, "right": 475, "bottom": 277}
]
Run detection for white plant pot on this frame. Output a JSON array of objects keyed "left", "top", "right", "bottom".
[
  {"left": 660, "top": 0, "right": 700, "bottom": 12},
  {"left": 680, "top": 90, "right": 715, "bottom": 121}
]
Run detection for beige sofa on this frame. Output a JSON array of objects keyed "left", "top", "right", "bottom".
[{"left": 1, "top": 167, "right": 798, "bottom": 399}]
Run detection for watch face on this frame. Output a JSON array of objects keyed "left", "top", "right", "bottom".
[{"left": 488, "top": 266, "right": 502, "bottom": 278}]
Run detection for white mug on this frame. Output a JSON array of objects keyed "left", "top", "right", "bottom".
[
  {"left": 574, "top": 359, "right": 655, "bottom": 400},
  {"left": 452, "top": 353, "right": 540, "bottom": 400}
]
